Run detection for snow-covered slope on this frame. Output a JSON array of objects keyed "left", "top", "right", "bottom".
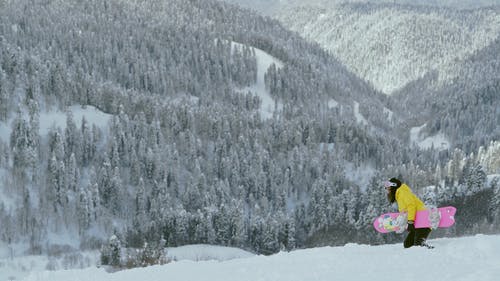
[
  {"left": 232, "top": 42, "right": 284, "bottom": 119},
  {"left": 277, "top": 4, "right": 500, "bottom": 94},
  {"left": 166, "top": 244, "right": 254, "bottom": 262},
  {"left": 410, "top": 123, "right": 451, "bottom": 151},
  {"left": 0, "top": 105, "right": 111, "bottom": 143},
  {"left": 20, "top": 235, "right": 500, "bottom": 281}
]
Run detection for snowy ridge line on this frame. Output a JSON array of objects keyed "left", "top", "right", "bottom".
[{"left": 277, "top": 4, "right": 500, "bottom": 95}]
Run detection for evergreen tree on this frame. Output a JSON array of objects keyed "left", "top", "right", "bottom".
[
  {"left": 465, "top": 164, "right": 486, "bottom": 195},
  {"left": 360, "top": 177, "right": 387, "bottom": 229},
  {"left": 67, "top": 153, "right": 79, "bottom": 192},
  {"left": 10, "top": 110, "right": 37, "bottom": 181},
  {"left": 0, "top": 70, "right": 9, "bottom": 120},
  {"left": 489, "top": 178, "right": 500, "bottom": 224},
  {"left": 81, "top": 116, "right": 94, "bottom": 166},
  {"left": 101, "top": 235, "right": 122, "bottom": 267},
  {"left": 77, "top": 185, "right": 91, "bottom": 234},
  {"left": 135, "top": 177, "right": 147, "bottom": 224},
  {"left": 47, "top": 152, "right": 67, "bottom": 212}
]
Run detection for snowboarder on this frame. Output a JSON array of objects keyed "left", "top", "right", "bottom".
[{"left": 384, "top": 178, "right": 433, "bottom": 248}]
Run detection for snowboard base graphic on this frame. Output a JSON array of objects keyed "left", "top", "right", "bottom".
[{"left": 373, "top": 206, "right": 456, "bottom": 234}]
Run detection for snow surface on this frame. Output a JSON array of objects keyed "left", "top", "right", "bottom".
[
  {"left": 327, "top": 98, "right": 338, "bottom": 109},
  {"left": 410, "top": 124, "right": 450, "bottom": 151},
  {"left": 166, "top": 244, "right": 254, "bottom": 262},
  {"left": 0, "top": 247, "right": 99, "bottom": 281},
  {"left": 18, "top": 235, "right": 500, "bottom": 281},
  {"left": 233, "top": 42, "right": 284, "bottom": 120},
  {"left": 0, "top": 105, "right": 112, "bottom": 144},
  {"left": 353, "top": 101, "right": 368, "bottom": 126},
  {"left": 383, "top": 107, "right": 394, "bottom": 124},
  {"left": 0, "top": 121, "right": 9, "bottom": 144},
  {"left": 39, "top": 105, "right": 112, "bottom": 136}
]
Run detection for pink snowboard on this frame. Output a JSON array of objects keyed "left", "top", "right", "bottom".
[{"left": 373, "top": 206, "right": 456, "bottom": 234}]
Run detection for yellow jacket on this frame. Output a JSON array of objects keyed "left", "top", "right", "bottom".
[{"left": 395, "top": 183, "right": 426, "bottom": 221}]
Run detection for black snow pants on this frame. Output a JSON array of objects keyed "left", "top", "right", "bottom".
[{"left": 404, "top": 227, "right": 431, "bottom": 248}]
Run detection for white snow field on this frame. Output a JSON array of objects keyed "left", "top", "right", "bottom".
[
  {"left": 410, "top": 123, "right": 451, "bottom": 151},
  {"left": 232, "top": 41, "right": 284, "bottom": 120},
  {"left": 17, "top": 234, "right": 500, "bottom": 281},
  {"left": 0, "top": 105, "right": 112, "bottom": 143}
]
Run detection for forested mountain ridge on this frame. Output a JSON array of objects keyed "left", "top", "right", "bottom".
[
  {"left": 274, "top": 1, "right": 500, "bottom": 155},
  {"left": 0, "top": 0, "right": 499, "bottom": 259},
  {"left": 276, "top": 3, "right": 500, "bottom": 95},
  {"left": 223, "top": 0, "right": 500, "bottom": 16},
  {"left": 0, "top": 0, "right": 400, "bottom": 255},
  {"left": 393, "top": 36, "right": 500, "bottom": 153}
]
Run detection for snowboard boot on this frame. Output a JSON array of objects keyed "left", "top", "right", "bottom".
[
  {"left": 414, "top": 228, "right": 433, "bottom": 248},
  {"left": 418, "top": 240, "right": 435, "bottom": 249}
]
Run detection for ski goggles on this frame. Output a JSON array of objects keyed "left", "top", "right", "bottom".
[{"left": 383, "top": 181, "right": 397, "bottom": 189}]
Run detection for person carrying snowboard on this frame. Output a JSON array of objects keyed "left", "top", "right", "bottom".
[{"left": 384, "top": 178, "right": 433, "bottom": 248}]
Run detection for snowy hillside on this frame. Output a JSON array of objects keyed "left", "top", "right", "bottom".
[
  {"left": 277, "top": 4, "right": 500, "bottom": 94},
  {"left": 0, "top": 105, "right": 112, "bottom": 143},
  {"left": 2, "top": 0, "right": 500, "bottom": 275},
  {"left": 410, "top": 124, "right": 450, "bottom": 151},
  {"left": 232, "top": 42, "right": 284, "bottom": 119},
  {"left": 19, "top": 235, "right": 500, "bottom": 281}
]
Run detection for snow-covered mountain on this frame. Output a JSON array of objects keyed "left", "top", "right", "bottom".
[
  {"left": 15, "top": 235, "right": 500, "bottom": 281},
  {"left": 0, "top": 0, "right": 400, "bottom": 258},
  {"left": 223, "top": 0, "right": 500, "bottom": 150},
  {"left": 393, "top": 35, "right": 500, "bottom": 151},
  {"left": 276, "top": 3, "right": 500, "bottom": 94},
  {"left": 1, "top": 0, "right": 499, "bottom": 268}
]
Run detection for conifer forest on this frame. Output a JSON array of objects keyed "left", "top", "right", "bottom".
[{"left": 0, "top": 0, "right": 499, "bottom": 256}]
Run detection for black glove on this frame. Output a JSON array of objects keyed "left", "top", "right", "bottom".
[{"left": 407, "top": 221, "right": 415, "bottom": 233}]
